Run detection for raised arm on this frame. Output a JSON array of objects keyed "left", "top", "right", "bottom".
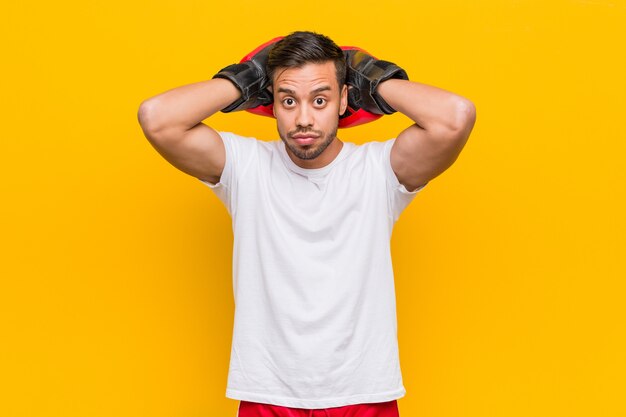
[
  {"left": 343, "top": 50, "right": 476, "bottom": 192},
  {"left": 137, "top": 78, "right": 239, "bottom": 184},
  {"left": 377, "top": 79, "right": 476, "bottom": 191},
  {"left": 137, "top": 38, "right": 278, "bottom": 184}
]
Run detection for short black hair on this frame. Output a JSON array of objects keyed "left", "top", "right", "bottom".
[{"left": 267, "top": 31, "right": 346, "bottom": 88}]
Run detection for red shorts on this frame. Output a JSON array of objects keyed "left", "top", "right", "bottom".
[{"left": 237, "top": 399, "right": 400, "bottom": 417}]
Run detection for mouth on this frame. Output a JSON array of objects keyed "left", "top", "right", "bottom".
[{"left": 291, "top": 135, "right": 319, "bottom": 145}]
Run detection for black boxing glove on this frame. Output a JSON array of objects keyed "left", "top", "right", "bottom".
[
  {"left": 337, "top": 45, "right": 381, "bottom": 128},
  {"left": 212, "top": 36, "right": 283, "bottom": 113},
  {"left": 344, "top": 47, "right": 409, "bottom": 115}
]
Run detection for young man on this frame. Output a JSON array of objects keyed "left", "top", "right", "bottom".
[{"left": 137, "top": 31, "right": 476, "bottom": 417}]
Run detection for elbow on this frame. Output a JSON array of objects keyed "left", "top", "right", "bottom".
[
  {"left": 455, "top": 99, "right": 476, "bottom": 129},
  {"left": 429, "top": 99, "right": 476, "bottom": 147},
  {"left": 137, "top": 99, "right": 162, "bottom": 135},
  {"left": 137, "top": 100, "right": 169, "bottom": 143},
  {"left": 447, "top": 99, "right": 476, "bottom": 142}
]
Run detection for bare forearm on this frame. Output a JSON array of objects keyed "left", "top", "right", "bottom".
[
  {"left": 138, "top": 78, "right": 240, "bottom": 134},
  {"left": 377, "top": 79, "right": 474, "bottom": 133}
]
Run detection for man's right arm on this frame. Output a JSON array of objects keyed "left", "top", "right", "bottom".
[{"left": 137, "top": 78, "right": 241, "bottom": 184}]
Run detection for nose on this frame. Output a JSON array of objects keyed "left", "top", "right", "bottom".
[{"left": 296, "top": 103, "right": 314, "bottom": 128}]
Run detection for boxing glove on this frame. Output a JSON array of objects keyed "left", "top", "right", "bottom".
[
  {"left": 241, "top": 43, "right": 387, "bottom": 128},
  {"left": 216, "top": 38, "right": 400, "bottom": 128},
  {"left": 343, "top": 47, "right": 409, "bottom": 115},
  {"left": 212, "top": 36, "right": 284, "bottom": 113}
]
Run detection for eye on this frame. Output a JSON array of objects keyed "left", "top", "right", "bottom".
[
  {"left": 283, "top": 98, "right": 295, "bottom": 107},
  {"left": 314, "top": 97, "right": 326, "bottom": 107}
]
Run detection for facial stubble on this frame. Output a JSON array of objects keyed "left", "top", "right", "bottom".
[{"left": 280, "top": 129, "right": 336, "bottom": 160}]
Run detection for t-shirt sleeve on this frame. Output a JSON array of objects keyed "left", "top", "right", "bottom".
[
  {"left": 381, "top": 138, "right": 428, "bottom": 222},
  {"left": 197, "top": 131, "right": 257, "bottom": 215}
]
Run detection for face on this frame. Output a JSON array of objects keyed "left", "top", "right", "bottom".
[{"left": 271, "top": 61, "right": 348, "bottom": 168}]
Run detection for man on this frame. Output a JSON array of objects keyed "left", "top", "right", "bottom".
[{"left": 137, "top": 31, "right": 476, "bottom": 417}]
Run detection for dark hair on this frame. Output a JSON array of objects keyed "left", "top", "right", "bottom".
[{"left": 267, "top": 31, "right": 346, "bottom": 88}]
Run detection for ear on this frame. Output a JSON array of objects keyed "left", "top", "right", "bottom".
[
  {"left": 268, "top": 85, "right": 276, "bottom": 117},
  {"left": 339, "top": 84, "right": 348, "bottom": 116}
]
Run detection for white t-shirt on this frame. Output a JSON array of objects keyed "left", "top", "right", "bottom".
[{"left": 199, "top": 131, "right": 426, "bottom": 409}]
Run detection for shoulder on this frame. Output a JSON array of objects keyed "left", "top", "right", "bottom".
[
  {"left": 217, "top": 131, "right": 260, "bottom": 143},
  {"left": 217, "top": 131, "right": 267, "bottom": 155},
  {"left": 350, "top": 138, "right": 395, "bottom": 160}
]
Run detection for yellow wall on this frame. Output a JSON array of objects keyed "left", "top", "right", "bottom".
[{"left": 2, "top": 1, "right": 625, "bottom": 416}]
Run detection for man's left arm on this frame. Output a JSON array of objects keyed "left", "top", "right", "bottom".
[{"left": 377, "top": 79, "right": 477, "bottom": 192}]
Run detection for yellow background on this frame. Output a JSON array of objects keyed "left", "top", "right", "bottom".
[{"left": 2, "top": 0, "right": 625, "bottom": 416}]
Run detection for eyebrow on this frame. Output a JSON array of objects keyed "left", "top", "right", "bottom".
[{"left": 276, "top": 85, "right": 332, "bottom": 95}]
